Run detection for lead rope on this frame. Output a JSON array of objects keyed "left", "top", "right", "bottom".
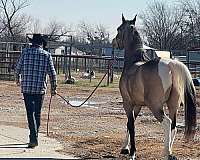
[
  {"left": 56, "top": 71, "right": 108, "bottom": 107},
  {"left": 47, "top": 95, "right": 53, "bottom": 136},
  {"left": 46, "top": 61, "right": 114, "bottom": 136}
]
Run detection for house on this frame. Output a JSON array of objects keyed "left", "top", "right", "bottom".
[{"left": 49, "top": 45, "right": 86, "bottom": 56}]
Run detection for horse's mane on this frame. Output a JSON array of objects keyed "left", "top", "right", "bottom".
[{"left": 124, "top": 24, "right": 150, "bottom": 65}]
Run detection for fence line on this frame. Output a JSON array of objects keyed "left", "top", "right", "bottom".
[
  {"left": 0, "top": 52, "right": 116, "bottom": 81},
  {"left": 1, "top": 51, "right": 200, "bottom": 81}
]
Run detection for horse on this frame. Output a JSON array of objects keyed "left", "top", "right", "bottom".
[{"left": 112, "top": 14, "right": 196, "bottom": 160}]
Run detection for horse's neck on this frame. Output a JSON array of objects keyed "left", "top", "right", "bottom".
[
  {"left": 123, "top": 32, "right": 145, "bottom": 68},
  {"left": 124, "top": 33, "right": 143, "bottom": 57},
  {"left": 122, "top": 61, "right": 143, "bottom": 75},
  {"left": 124, "top": 45, "right": 144, "bottom": 67}
]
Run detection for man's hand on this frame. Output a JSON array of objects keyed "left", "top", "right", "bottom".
[
  {"left": 16, "top": 80, "right": 21, "bottom": 86},
  {"left": 51, "top": 89, "right": 57, "bottom": 96}
]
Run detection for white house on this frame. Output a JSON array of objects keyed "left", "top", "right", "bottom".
[{"left": 51, "top": 46, "right": 86, "bottom": 55}]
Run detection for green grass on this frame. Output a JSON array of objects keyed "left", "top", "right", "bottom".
[{"left": 57, "top": 71, "right": 120, "bottom": 88}]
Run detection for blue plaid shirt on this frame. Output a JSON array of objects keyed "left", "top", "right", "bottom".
[{"left": 15, "top": 47, "right": 57, "bottom": 94}]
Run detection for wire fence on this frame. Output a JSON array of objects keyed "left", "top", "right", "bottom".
[
  {"left": 0, "top": 51, "right": 118, "bottom": 82},
  {"left": 1, "top": 42, "right": 200, "bottom": 81}
]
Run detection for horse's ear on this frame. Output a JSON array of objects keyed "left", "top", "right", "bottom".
[
  {"left": 122, "top": 13, "right": 126, "bottom": 23},
  {"left": 130, "top": 14, "right": 137, "bottom": 25}
]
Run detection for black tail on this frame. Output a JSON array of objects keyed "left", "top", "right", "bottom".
[{"left": 184, "top": 81, "right": 196, "bottom": 140}]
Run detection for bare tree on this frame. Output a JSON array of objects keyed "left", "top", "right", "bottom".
[
  {"left": 77, "top": 21, "right": 95, "bottom": 43},
  {"left": 180, "top": 0, "right": 200, "bottom": 49},
  {"left": 30, "top": 18, "right": 42, "bottom": 34},
  {"left": 75, "top": 21, "right": 111, "bottom": 55},
  {"left": 77, "top": 21, "right": 110, "bottom": 44},
  {"left": 95, "top": 24, "right": 110, "bottom": 45},
  {"left": 140, "top": 1, "right": 184, "bottom": 50},
  {"left": 0, "top": 0, "right": 30, "bottom": 41},
  {"left": 43, "top": 20, "right": 71, "bottom": 41}
]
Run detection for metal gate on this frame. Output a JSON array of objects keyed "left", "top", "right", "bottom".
[{"left": 0, "top": 42, "right": 29, "bottom": 80}]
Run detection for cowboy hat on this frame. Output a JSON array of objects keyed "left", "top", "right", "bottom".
[{"left": 28, "top": 34, "right": 47, "bottom": 45}]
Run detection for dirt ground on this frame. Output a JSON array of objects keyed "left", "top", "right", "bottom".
[{"left": 0, "top": 73, "right": 199, "bottom": 160}]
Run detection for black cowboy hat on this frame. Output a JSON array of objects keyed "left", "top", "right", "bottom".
[{"left": 28, "top": 34, "right": 47, "bottom": 45}]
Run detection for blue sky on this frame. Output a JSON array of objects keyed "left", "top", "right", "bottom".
[{"left": 23, "top": 0, "right": 176, "bottom": 37}]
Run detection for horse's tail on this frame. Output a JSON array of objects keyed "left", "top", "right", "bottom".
[{"left": 184, "top": 73, "right": 196, "bottom": 140}]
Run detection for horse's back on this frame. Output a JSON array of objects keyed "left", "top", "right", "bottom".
[
  {"left": 143, "top": 58, "right": 191, "bottom": 105},
  {"left": 120, "top": 58, "right": 191, "bottom": 106},
  {"left": 141, "top": 58, "right": 173, "bottom": 105},
  {"left": 120, "top": 58, "right": 172, "bottom": 106}
]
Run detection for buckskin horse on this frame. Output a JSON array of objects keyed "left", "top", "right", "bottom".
[{"left": 112, "top": 14, "right": 196, "bottom": 160}]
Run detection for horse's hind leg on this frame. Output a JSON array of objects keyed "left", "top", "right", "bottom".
[
  {"left": 168, "top": 108, "right": 177, "bottom": 153},
  {"left": 150, "top": 107, "right": 172, "bottom": 159},
  {"left": 162, "top": 113, "right": 172, "bottom": 159},
  {"left": 167, "top": 91, "right": 179, "bottom": 153}
]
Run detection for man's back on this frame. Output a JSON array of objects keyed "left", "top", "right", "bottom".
[{"left": 16, "top": 47, "right": 57, "bottom": 94}]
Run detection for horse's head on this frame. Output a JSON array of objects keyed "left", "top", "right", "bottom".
[{"left": 112, "top": 14, "right": 138, "bottom": 50}]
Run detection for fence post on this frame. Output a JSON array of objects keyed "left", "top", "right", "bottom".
[
  {"left": 64, "top": 46, "right": 68, "bottom": 80},
  {"left": 110, "top": 49, "right": 115, "bottom": 83},
  {"left": 186, "top": 51, "right": 190, "bottom": 68},
  {"left": 107, "top": 61, "right": 110, "bottom": 86},
  {"left": 68, "top": 42, "right": 72, "bottom": 80},
  {"left": 84, "top": 57, "right": 87, "bottom": 72}
]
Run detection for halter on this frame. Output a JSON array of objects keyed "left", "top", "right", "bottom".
[{"left": 135, "top": 48, "right": 144, "bottom": 53}]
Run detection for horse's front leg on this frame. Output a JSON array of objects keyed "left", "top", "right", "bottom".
[
  {"left": 120, "top": 112, "right": 136, "bottom": 159},
  {"left": 121, "top": 129, "right": 130, "bottom": 154},
  {"left": 127, "top": 112, "right": 136, "bottom": 159},
  {"left": 121, "top": 105, "right": 141, "bottom": 159}
]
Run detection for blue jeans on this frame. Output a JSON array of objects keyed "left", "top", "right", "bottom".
[{"left": 23, "top": 93, "right": 44, "bottom": 143}]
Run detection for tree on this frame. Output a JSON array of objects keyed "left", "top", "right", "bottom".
[
  {"left": 0, "top": 0, "right": 30, "bottom": 41},
  {"left": 95, "top": 24, "right": 110, "bottom": 46},
  {"left": 30, "top": 18, "right": 42, "bottom": 34},
  {"left": 75, "top": 21, "right": 111, "bottom": 55},
  {"left": 140, "top": 1, "right": 184, "bottom": 50},
  {"left": 43, "top": 20, "right": 72, "bottom": 41},
  {"left": 180, "top": 0, "right": 200, "bottom": 49}
]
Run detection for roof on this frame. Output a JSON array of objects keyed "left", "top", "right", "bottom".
[
  {"left": 155, "top": 51, "right": 171, "bottom": 59},
  {"left": 143, "top": 44, "right": 155, "bottom": 50}
]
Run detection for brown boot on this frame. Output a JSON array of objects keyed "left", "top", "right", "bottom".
[
  {"left": 27, "top": 142, "right": 38, "bottom": 148},
  {"left": 27, "top": 135, "right": 38, "bottom": 148}
]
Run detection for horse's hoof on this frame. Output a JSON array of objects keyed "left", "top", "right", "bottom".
[
  {"left": 120, "top": 148, "right": 129, "bottom": 155},
  {"left": 129, "top": 153, "right": 136, "bottom": 160},
  {"left": 168, "top": 155, "right": 177, "bottom": 160}
]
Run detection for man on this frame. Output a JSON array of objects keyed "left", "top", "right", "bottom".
[{"left": 15, "top": 34, "right": 57, "bottom": 148}]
